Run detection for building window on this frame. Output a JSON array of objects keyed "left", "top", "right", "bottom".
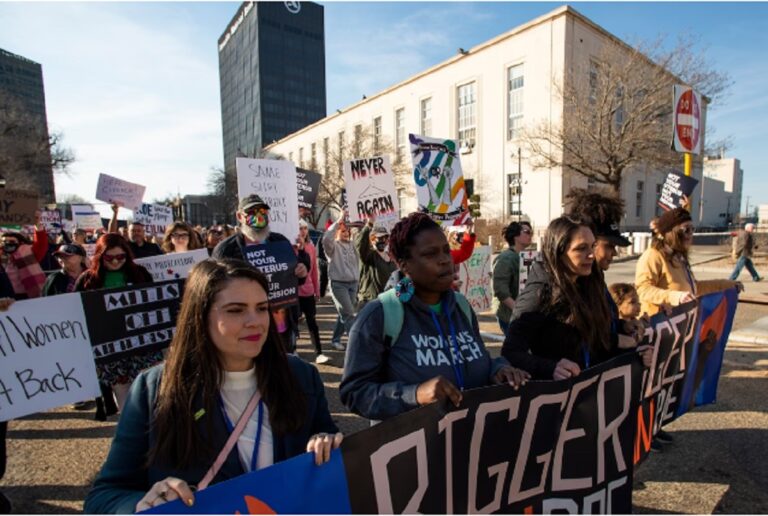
[
  {"left": 457, "top": 82, "right": 476, "bottom": 147},
  {"left": 420, "top": 97, "right": 432, "bottom": 136},
  {"left": 395, "top": 108, "right": 406, "bottom": 163},
  {"left": 589, "top": 60, "right": 599, "bottom": 104},
  {"left": 323, "top": 137, "right": 330, "bottom": 174},
  {"left": 508, "top": 174, "right": 522, "bottom": 216},
  {"left": 507, "top": 64, "right": 524, "bottom": 140},
  {"left": 354, "top": 124, "right": 362, "bottom": 157},
  {"left": 636, "top": 180, "right": 644, "bottom": 218},
  {"left": 655, "top": 183, "right": 663, "bottom": 217},
  {"left": 298, "top": 147, "right": 304, "bottom": 168},
  {"left": 288, "top": 151, "right": 294, "bottom": 163},
  {"left": 310, "top": 142, "right": 317, "bottom": 170},
  {"left": 373, "top": 116, "right": 382, "bottom": 152},
  {"left": 337, "top": 130, "right": 345, "bottom": 175}
]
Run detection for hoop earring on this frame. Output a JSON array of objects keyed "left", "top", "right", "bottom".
[{"left": 395, "top": 276, "right": 415, "bottom": 303}]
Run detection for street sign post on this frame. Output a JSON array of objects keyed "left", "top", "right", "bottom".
[{"left": 672, "top": 85, "right": 703, "bottom": 179}]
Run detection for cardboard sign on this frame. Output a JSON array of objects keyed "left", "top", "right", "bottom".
[
  {"left": 658, "top": 171, "right": 699, "bottom": 211},
  {"left": 0, "top": 294, "right": 100, "bottom": 422},
  {"left": 409, "top": 134, "right": 469, "bottom": 227},
  {"left": 343, "top": 156, "right": 400, "bottom": 231},
  {"left": 132, "top": 203, "right": 174, "bottom": 236},
  {"left": 80, "top": 280, "right": 184, "bottom": 364},
  {"left": 458, "top": 245, "right": 492, "bottom": 313},
  {"left": 71, "top": 204, "right": 104, "bottom": 230},
  {"left": 243, "top": 241, "right": 298, "bottom": 308},
  {"left": 518, "top": 250, "right": 542, "bottom": 294},
  {"left": 96, "top": 173, "right": 146, "bottom": 208},
  {"left": 296, "top": 168, "right": 322, "bottom": 210},
  {"left": 135, "top": 249, "right": 209, "bottom": 282},
  {"left": 0, "top": 190, "right": 38, "bottom": 226},
  {"left": 39, "top": 208, "right": 62, "bottom": 232},
  {"left": 236, "top": 158, "right": 300, "bottom": 241}
]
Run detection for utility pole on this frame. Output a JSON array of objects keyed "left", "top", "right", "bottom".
[{"left": 745, "top": 195, "right": 751, "bottom": 219}]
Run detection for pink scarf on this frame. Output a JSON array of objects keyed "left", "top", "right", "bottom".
[{"left": 5, "top": 244, "right": 45, "bottom": 298}]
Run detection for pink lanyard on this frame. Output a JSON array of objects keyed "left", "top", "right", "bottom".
[{"left": 197, "top": 391, "right": 262, "bottom": 491}]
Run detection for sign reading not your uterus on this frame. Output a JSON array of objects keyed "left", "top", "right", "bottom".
[
  {"left": 343, "top": 155, "right": 400, "bottom": 230},
  {"left": 236, "top": 158, "right": 300, "bottom": 241},
  {"left": 96, "top": 173, "right": 146, "bottom": 208}
]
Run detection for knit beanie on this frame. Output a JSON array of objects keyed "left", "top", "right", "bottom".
[{"left": 656, "top": 208, "right": 692, "bottom": 235}]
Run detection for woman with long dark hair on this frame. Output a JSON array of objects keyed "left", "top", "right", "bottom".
[
  {"left": 340, "top": 212, "right": 528, "bottom": 421},
  {"left": 161, "top": 221, "right": 203, "bottom": 254},
  {"left": 75, "top": 233, "right": 159, "bottom": 415},
  {"left": 502, "top": 215, "right": 618, "bottom": 380},
  {"left": 84, "top": 259, "right": 340, "bottom": 514}
]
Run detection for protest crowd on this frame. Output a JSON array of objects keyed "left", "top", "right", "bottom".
[{"left": 0, "top": 148, "right": 761, "bottom": 514}]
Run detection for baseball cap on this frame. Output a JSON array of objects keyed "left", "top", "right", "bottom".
[
  {"left": 372, "top": 225, "right": 389, "bottom": 237},
  {"left": 594, "top": 221, "right": 631, "bottom": 247},
  {"left": 53, "top": 244, "right": 87, "bottom": 258},
  {"left": 238, "top": 194, "right": 270, "bottom": 212}
]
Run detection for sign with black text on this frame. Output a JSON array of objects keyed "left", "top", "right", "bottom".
[
  {"left": 132, "top": 203, "right": 173, "bottom": 236},
  {"left": 135, "top": 249, "right": 209, "bottom": 282},
  {"left": 0, "top": 190, "right": 38, "bottom": 226},
  {"left": 243, "top": 241, "right": 298, "bottom": 308},
  {"left": 658, "top": 171, "right": 699, "bottom": 211},
  {"left": 296, "top": 168, "right": 322, "bottom": 210},
  {"left": 80, "top": 280, "right": 185, "bottom": 364},
  {"left": 343, "top": 156, "right": 400, "bottom": 231}
]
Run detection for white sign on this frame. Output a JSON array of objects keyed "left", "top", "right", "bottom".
[
  {"left": 39, "top": 209, "right": 62, "bottom": 232},
  {"left": 409, "top": 134, "right": 470, "bottom": 227},
  {"left": 135, "top": 249, "right": 209, "bottom": 282},
  {"left": 96, "top": 173, "right": 146, "bottom": 208},
  {"left": 83, "top": 244, "right": 97, "bottom": 259},
  {"left": 132, "top": 203, "right": 174, "bottom": 237},
  {"left": 0, "top": 294, "right": 100, "bottom": 422},
  {"left": 343, "top": 156, "right": 400, "bottom": 231},
  {"left": 672, "top": 85, "right": 703, "bottom": 155},
  {"left": 519, "top": 250, "right": 542, "bottom": 294},
  {"left": 236, "top": 158, "right": 300, "bottom": 241},
  {"left": 71, "top": 204, "right": 104, "bottom": 231},
  {"left": 458, "top": 246, "right": 492, "bottom": 313}
]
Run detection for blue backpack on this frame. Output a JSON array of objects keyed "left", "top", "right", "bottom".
[{"left": 377, "top": 288, "right": 474, "bottom": 347}]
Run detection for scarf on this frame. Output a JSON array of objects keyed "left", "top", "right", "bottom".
[{"left": 5, "top": 244, "right": 46, "bottom": 299}]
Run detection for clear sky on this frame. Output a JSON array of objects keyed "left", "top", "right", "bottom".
[{"left": 0, "top": 1, "right": 765, "bottom": 218}]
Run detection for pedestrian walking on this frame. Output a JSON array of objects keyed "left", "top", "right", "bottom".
[
  {"left": 492, "top": 221, "right": 532, "bottom": 335},
  {"left": 729, "top": 223, "right": 763, "bottom": 281},
  {"left": 322, "top": 210, "right": 359, "bottom": 351},
  {"left": 297, "top": 220, "right": 329, "bottom": 364},
  {"left": 355, "top": 213, "right": 396, "bottom": 307}
]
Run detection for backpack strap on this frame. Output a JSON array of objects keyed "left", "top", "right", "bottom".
[
  {"left": 377, "top": 288, "right": 404, "bottom": 349},
  {"left": 453, "top": 291, "right": 474, "bottom": 327}
]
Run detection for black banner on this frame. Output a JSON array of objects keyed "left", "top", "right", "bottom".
[
  {"left": 243, "top": 241, "right": 298, "bottom": 308},
  {"left": 342, "top": 353, "right": 643, "bottom": 514},
  {"left": 296, "top": 168, "right": 322, "bottom": 209},
  {"left": 80, "top": 280, "right": 185, "bottom": 364},
  {"left": 658, "top": 171, "right": 699, "bottom": 211}
]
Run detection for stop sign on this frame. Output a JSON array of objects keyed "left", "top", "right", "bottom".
[{"left": 672, "top": 85, "right": 702, "bottom": 154}]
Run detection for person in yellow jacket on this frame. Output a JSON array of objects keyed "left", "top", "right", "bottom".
[{"left": 636, "top": 207, "right": 741, "bottom": 317}]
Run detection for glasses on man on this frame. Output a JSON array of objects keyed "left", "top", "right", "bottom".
[
  {"left": 171, "top": 232, "right": 190, "bottom": 239},
  {"left": 103, "top": 253, "right": 127, "bottom": 263}
]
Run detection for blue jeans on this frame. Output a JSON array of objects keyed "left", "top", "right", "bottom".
[
  {"left": 729, "top": 256, "right": 760, "bottom": 280},
  {"left": 330, "top": 280, "right": 358, "bottom": 343},
  {"left": 497, "top": 317, "right": 510, "bottom": 337}
]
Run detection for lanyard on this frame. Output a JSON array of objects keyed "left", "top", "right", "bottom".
[
  {"left": 218, "top": 394, "right": 264, "bottom": 472},
  {"left": 683, "top": 260, "right": 697, "bottom": 295},
  {"left": 429, "top": 306, "right": 466, "bottom": 390},
  {"left": 582, "top": 344, "right": 591, "bottom": 369}
]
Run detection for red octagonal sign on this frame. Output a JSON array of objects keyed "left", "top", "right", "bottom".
[{"left": 673, "top": 86, "right": 702, "bottom": 154}]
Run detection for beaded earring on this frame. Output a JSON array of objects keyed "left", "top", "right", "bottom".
[{"left": 395, "top": 275, "right": 415, "bottom": 303}]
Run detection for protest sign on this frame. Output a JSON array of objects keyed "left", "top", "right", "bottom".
[
  {"left": 96, "top": 173, "right": 146, "bottom": 208},
  {"left": 135, "top": 249, "right": 209, "bottom": 282},
  {"left": 458, "top": 245, "right": 492, "bottom": 313},
  {"left": 518, "top": 250, "right": 542, "bottom": 293},
  {"left": 80, "top": 280, "right": 184, "bottom": 364},
  {"left": 657, "top": 171, "right": 699, "bottom": 211},
  {"left": 39, "top": 208, "right": 62, "bottom": 232},
  {"left": 132, "top": 203, "right": 174, "bottom": 236},
  {"left": 236, "top": 158, "right": 300, "bottom": 241},
  {"left": 0, "top": 294, "right": 100, "bottom": 422},
  {"left": 71, "top": 204, "right": 104, "bottom": 230},
  {"left": 409, "top": 134, "right": 469, "bottom": 227},
  {"left": 343, "top": 156, "right": 400, "bottom": 231},
  {"left": 0, "top": 190, "right": 38, "bottom": 226},
  {"left": 143, "top": 451, "right": 351, "bottom": 514},
  {"left": 296, "top": 168, "right": 322, "bottom": 210},
  {"left": 83, "top": 244, "right": 97, "bottom": 260},
  {"left": 243, "top": 241, "right": 298, "bottom": 308}
]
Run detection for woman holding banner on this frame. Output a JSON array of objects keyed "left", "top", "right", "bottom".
[
  {"left": 340, "top": 212, "right": 528, "bottom": 421},
  {"left": 84, "top": 259, "right": 341, "bottom": 514},
  {"left": 636, "top": 207, "right": 742, "bottom": 317},
  {"left": 161, "top": 221, "right": 203, "bottom": 254},
  {"left": 75, "top": 233, "right": 160, "bottom": 419},
  {"left": 502, "top": 215, "right": 623, "bottom": 381}
]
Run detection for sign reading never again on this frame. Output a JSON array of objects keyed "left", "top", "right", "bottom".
[{"left": 80, "top": 280, "right": 185, "bottom": 364}]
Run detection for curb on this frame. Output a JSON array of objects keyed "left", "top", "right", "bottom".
[
  {"left": 691, "top": 254, "right": 730, "bottom": 266},
  {"left": 480, "top": 331, "right": 505, "bottom": 342},
  {"left": 728, "top": 334, "right": 768, "bottom": 346}
]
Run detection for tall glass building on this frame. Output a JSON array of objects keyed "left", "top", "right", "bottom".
[{"left": 218, "top": 1, "right": 326, "bottom": 202}]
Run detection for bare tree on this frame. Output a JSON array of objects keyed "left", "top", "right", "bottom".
[
  {"left": 206, "top": 166, "right": 237, "bottom": 223},
  {"left": 521, "top": 35, "right": 732, "bottom": 193}
]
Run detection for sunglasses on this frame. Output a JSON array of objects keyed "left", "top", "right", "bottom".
[
  {"left": 521, "top": 229, "right": 533, "bottom": 235},
  {"left": 103, "top": 253, "right": 127, "bottom": 263},
  {"left": 245, "top": 207, "right": 269, "bottom": 216},
  {"left": 376, "top": 235, "right": 390, "bottom": 242},
  {"left": 209, "top": 230, "right": 223, "bottom": 235},
  {"left": 679, "top": 226, "right": 694, "bottom": 235},
  {"left": 171, "top": 232, "right": 190, "bottom": 239}
]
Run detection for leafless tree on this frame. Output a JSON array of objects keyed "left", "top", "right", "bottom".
[{"left": 521, "top": 35, "right": 732, "bottom": 194}]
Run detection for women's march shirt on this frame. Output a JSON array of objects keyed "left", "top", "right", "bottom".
[{"left": 220, "top": 368, "right": 274, "bottom": 472}]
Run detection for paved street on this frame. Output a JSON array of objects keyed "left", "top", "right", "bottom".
[{"left": 2, "top": 249, "right": 767, "bottom": 513}]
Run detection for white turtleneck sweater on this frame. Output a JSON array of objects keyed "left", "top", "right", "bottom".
[{"left": 220, "top": 368, "right": 274, "bottom": 472}]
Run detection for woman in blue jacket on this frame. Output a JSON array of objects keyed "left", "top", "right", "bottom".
[
  {"left": 340, "top": 212, "right": 529, "bottom": 421},
  {"left": 85, "top": 259, "right": 342, "bottom": 514}
]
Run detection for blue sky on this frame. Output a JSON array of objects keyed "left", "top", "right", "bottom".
[{"left": 0, "top": 2, "right": 765, "bottom": 217}]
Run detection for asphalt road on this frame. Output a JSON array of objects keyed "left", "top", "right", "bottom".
[{"left": 2, "top": 256, "right": 767, "bottom": 513}]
